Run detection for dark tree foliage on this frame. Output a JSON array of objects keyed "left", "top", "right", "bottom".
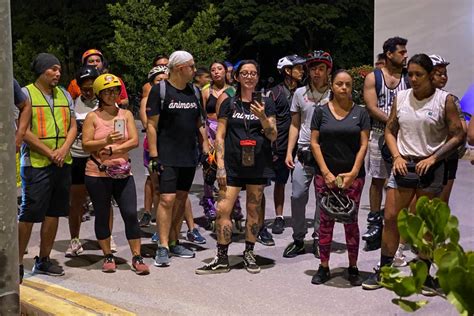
[{"left": 11, "top": 0, "right": 374, "bottom": 90}]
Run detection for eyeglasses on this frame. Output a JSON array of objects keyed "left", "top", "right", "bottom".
[
  {"left": 239, "top": 71, "right": 258, "bottom": 78},
  {"left": 102, "top": 88, "right": 120, "bottom": 95},
  {"left": 182, "top": 63, "right": 196, "bottom": 70}
]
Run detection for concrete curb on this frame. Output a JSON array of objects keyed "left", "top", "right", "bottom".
[{"left": 21, "top": 277, "right": 135, "bottom": 315}]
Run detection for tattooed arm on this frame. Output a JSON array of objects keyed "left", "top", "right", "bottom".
[
  {"left": 215, "top": 117, "right": 228, "bottom": 187},
  {"left": 384, "top": 97, "right": 408, "bottom": 175},
  {"left": 261, "top": 115, "right": 277, "bottom": 142}
]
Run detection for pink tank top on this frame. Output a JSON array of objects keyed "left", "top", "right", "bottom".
[{"left": 85, "top": 108, "right": 131, "bottom": 177}]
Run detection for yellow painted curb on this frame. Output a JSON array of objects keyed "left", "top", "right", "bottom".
[{"left": 21, "top": 277, "right": 135, "bottom": 316}]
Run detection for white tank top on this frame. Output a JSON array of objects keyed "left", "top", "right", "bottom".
[{"left": 396, "top": 88, "right": 449, "bottom": 158}]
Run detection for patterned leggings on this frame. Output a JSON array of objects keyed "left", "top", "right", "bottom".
[{"left": 315, "top": 176, "right": 365, "bottom": 264}]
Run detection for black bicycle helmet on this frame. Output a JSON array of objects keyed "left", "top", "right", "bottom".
[
  {"left": 320, "top": 189, "right": 357, "bottom": 224},
  {"left": 76, "top": 65, "right": 100, "bottom": 86}
]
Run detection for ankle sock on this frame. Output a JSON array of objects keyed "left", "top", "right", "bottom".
[
  {"left": 245, "top": 241, "right": 255, "bottom": 252},
  {"left": 380, "top": 255, "right": 394, "bottom": 267},
  {"left": 217, "top": 243, "right": 229, "bottom": 258}
]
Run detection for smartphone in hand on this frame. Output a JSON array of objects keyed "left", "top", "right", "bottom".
[
  {"left": 252, "top": 91, "right": 262, "bottom": 104},
  {"left": 114, "top": 118, "right": 125, "bottom": 136}
]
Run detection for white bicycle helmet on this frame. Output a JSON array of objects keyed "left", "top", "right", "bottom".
[
  {"left": 277, "top": 54, "right": 306, "bottom": 72},
  {"left": 429, "top": 54, "right": 450, "bottom": 67}
]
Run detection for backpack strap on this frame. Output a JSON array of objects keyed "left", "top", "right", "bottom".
[
  {"left": 374, "top": 68, "right": 383, "bottom": 97},
  {"left": 159, "top": 80, "right": 166, "bottom": 111},
  {"left": 189, "top": 83, "right": 207, "bottom": 126}
]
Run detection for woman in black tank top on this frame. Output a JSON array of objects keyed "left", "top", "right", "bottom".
[{"left": 200, "top": 62, "right": 237, "bottom": 224}]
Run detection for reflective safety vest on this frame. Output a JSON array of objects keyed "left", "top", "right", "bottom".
[{"left": 25, "top": 84, "right": 72, "bottom": 167}]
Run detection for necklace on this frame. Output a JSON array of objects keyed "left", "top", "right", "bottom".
[{"left": 308, "top": 85, "right": 329, "bottom": 105}]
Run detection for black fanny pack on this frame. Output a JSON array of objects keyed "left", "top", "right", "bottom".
[
  {"left": 297, "top": 148, "right": 316, "bottom": 166},
  {"left": 394, "top": 160, "right": 441, "bottom": 189}
]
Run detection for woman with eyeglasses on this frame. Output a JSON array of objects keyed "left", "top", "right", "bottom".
[
  {"left": 82, "top": 74, "right": 149, "bottom": 275},
  {"left": 196, "top": 60, "right": 277, "bottom": 275}
]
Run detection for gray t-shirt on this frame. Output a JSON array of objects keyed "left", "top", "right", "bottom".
[
  {"left": 71, "top": 96, "right": 98, "bottom": 158},
  {"left": 20, "top": 85, "right": 75, "bottom": 167},
  {"left": 290, "top": 85, "right": 330, "bottom": 147}
]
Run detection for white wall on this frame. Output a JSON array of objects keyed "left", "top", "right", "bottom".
[{"left": 375, "top": 0, "right": 474, "bottom": 98}]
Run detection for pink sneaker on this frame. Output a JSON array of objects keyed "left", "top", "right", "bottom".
[
  {"left": 132, "top": 256, "right": 150, "bottom": 275},
  {"left": 102, "top": 255, "right": 116, "bottom": 273}
]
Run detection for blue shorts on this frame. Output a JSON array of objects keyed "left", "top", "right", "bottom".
[
  {"left": 271, "top": 156, "right": 290, "bottom": 184},
  {"left": 19, "top": 164, "right": 72, "bottom": 223}
]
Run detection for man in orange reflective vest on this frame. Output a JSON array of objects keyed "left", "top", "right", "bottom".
[{"left": 18, "top": 53, "right": 77, "bottom": 283}]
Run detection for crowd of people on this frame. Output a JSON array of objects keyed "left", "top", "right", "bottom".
[{"left": 13, "top": 36, "right": 474, "bottom": 292}]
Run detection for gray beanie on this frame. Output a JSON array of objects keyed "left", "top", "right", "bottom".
[{"left": 31, "top": 53, "right": 61, "bottom": 76}]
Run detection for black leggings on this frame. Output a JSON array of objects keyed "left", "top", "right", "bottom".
[{"left": 85, "top": 175, "right": 141, "bottom": 240}]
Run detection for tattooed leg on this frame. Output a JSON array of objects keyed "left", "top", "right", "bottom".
[
  {"left": 245, "top": 185, "right": 264, "bottom": 242},
  {"left": 216, "top": 186, "right": 240, "bottom": 245}
]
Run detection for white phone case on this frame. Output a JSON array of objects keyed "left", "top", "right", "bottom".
[{"left": 114, "top": 119, "right": 125, "bottom": 135}]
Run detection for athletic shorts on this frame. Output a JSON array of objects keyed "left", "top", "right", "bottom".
[
  {"left": 366, "top": 130, "right": 392, "bottom": 179},
  {"left": 227, "top": 176, "right": 268, "bottom": 188},
  {"left": 159, "top": 166, "right": 196, "bottom": 194},
  {"left": 387, "top": 161, "right": 445, "bottom": 194},
  {"left": 71, "top": 157, "right": 88, "bottom": 185},
  {"left": 443, "top": 157, "right": 459, "bottom": 184},
  {"left": 271, "top": 155, "right": 290, "bottom": 184},
  {"left": 19, "top": 164, "right": 72, "bottom": 223}
]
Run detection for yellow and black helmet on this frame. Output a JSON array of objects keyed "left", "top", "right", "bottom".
[{"left": 93, "top": 74, "right": 121, "bottom": 96}]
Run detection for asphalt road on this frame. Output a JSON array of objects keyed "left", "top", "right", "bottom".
[{"left": 21, "top": 122, "right": 474, "bottom": 315}]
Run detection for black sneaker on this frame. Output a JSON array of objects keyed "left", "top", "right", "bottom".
[
  {"left": 283, "top": 240, "right": 305, "bottom": 258},
  {"left": 362, "top": 268, "right": 382, "bottom": 290},
  {"left": 32, "top": 256, "right": 64, "bottom": 276},
  {"left": 243, "top": 250, "right": 260, "bottom": 274},
  {"left": 271, "top": 217, "right": 285, "bottom": 234},
  {"left": 422, "top": 275, "right": 441, "bottom": 296},
  {"left": 256, "top": 226, "right": 275, "bottom": 246},
  {"left": 138, "top": 212, "right": 152, "bottom": 227},
  {"left": 348, "top": 266, "right": 363, "bottom": 286},
  {"left": 195, "top": 256, "right": 230, "bottom": 275},
  {"left": 312, "top": 238, "right": 320, "bottom": 258},
  {"left": 19, "top": 264, "right": 24, "bottom": 284},
  {"left": 311, "top": 265, "right": 330, "bottom": 284}
]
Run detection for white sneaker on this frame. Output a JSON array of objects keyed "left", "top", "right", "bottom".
[
  {"left": 65, "top": 238, "right": 84, "bottom": 257},
  {"left": 393, "top": 244, "right": 408, "bottom": 267}
]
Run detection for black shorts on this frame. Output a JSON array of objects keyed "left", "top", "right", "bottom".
[
  {"left": 71, "top": 157, "right": 88, "bottom": 185},
  {"left": 19, "top": 164, "right": 71, "bottom": 223},
  {"left": 159, "top": 166, "right": 196, "bottom": 194},
  {"left": 271, "top": 156, "right": 290, "bottom": 184},
  {"left": 443, "top": 157, "right": 459, "bottom": 184},
  {"left": 227, "top": 176, "right": 268, "bottom": 188}
]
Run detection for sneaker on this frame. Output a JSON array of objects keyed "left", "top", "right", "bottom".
[
  {"left": 65, "top": 238, "right": 84, "bottom": 257},
  {"left": 138, "top": 212, "right": 152, "bottom": 227},
  {"left": 312, "top": 238, "right": 320, "bottom": 259},
  {"left": 256, "top": 226, "right": 275, "bottom": 246},
  {"left": 151, "top": 232, "right": 160, "bottom": 243},
  {"left": 422, "top": 275, "right": 441, "bottom": 296},
  {"left": 271, "top": 217, "right": 285, "bottom": 234},
  {"left": 32, "top": 256, "right": 64, "bottom": 276},
  {"left": 283, "top": 240, "right": 305, "bottom": 258},
  {"left": 169, "top": 244, "right": 195, "bottom": 258},
  {"left": 348, "top": 266, "right": 363, "bottom": 286},
  {"left": 393, "top": 245, "right": 408, "bottom": 267},
  {"left": 311, "top": 265, "right": 331, "bottom": 284},
  {"left": 102, "top": 254, "right": 116, "bottom": 273},
  {"left": 195, "top": 256, "right": 230, "bottom": 275},
  {"left": 186, "top": 228, "right": 207, "bottom": 244},
  {"left": 243, "top": 250, "right": 260, "bottom": 274},
  {"left": 19, "top": 264, "right": 24, "bottom": 284},
  {"left": 362, "top": 268, "right": 382, "bottom": 290},
  {"left": 110, "top": 236, "right": 117, "bottom": 253},
  {"left": 154, "top": 247, "right": 170, "bottom": 267},
  {"left": 132, "top": 255, "right": 150, "bottom": 275}
]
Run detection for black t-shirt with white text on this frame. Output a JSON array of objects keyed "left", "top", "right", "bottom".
[
  {"left": 218, "top": 96, "right": 276, "bottom": 179},
  {"left": 146, "top": 80, "right": 201, "bottom": 167},
  {"left": 310, "top": 103, "right": 370, "bottom": 178}
]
